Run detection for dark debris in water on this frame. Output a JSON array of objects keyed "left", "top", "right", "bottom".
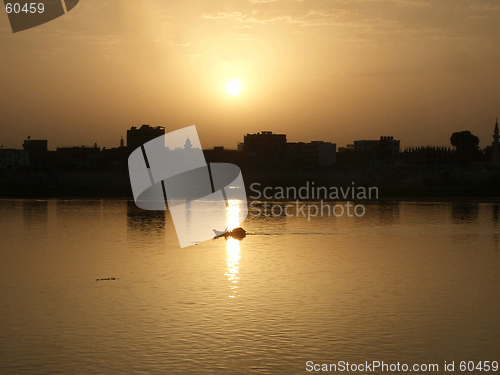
[{"left": 96, "top": 278, "right": 120, "bottom": 281}]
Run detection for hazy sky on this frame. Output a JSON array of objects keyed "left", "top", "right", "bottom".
[{"left": 1, "top": 0, "right": 500, "bottom": 150}]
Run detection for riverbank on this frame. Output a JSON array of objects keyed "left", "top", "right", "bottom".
[{"left": 1, "top": 170, "right": 499, "bottom": 199}]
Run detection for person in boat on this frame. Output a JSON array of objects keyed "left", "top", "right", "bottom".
[{"left": 212, "top": 227, "right": 246, "bottom": 240}]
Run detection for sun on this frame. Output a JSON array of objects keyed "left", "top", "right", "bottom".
[{"left": 225, "top": 79, "right": 242, "bottom": 96}]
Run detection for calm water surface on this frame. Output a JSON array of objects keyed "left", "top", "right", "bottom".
[{"left": 0, "top": 199, "right": 499, "bottom": 374}]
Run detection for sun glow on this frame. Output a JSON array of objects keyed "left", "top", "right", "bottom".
[{"left": 225, "top": 79, "right": 242, "bottom": 96}]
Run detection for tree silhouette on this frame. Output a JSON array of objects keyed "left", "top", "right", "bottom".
[{"left": 450, "top": 131, "right": 480, "bottom": 164}]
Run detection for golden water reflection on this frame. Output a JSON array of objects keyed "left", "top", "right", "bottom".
[{"left": 225, "top": 200, "right": 241, "bottom": 298}]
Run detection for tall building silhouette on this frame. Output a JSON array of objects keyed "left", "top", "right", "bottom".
[
  {"left": 242, "top": 131, "right": 287, "bottom": 169},
  {"left": 492, "top": 119, "right": 500, "bottom": 167},
  {"left": 127, "top": 125, "right": 165, "bottom": 152}
]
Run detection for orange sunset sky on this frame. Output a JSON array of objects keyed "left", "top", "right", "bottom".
[{"left": 1, "top": 0, "right": 500, "bottom": 150}]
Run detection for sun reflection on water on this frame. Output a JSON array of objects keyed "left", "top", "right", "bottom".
[{"left": 225, "top": 200, "right": 241, "bottom": 298}]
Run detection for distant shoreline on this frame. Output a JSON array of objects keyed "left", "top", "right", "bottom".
[
  {"left": 1, "top": 194, "right": 500, "bottom": 204},
  {"left": 1, "top": 170, "right": 500, "bottom": 200}
]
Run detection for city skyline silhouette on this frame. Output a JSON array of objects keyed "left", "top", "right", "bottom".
[{"left": 1, "top": 0, "right": 500, "bottom": 151}]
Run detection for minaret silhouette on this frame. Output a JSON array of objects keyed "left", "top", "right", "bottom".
[
  {"left": 184, "top": 136, "right": 192, "bottom": 163},
  {"left": 492, "top": 118, "right": 500, "bottom": 167}
]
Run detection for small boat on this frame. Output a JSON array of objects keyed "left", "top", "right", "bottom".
[
  {"left": 213, "top": 227, "right": 229, "bottom": 238},
  {"left": 213, "top": 227, "right": 246, "bottom": 240}
]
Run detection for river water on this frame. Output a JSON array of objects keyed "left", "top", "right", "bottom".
[{"left": 0, "top": 199, "right": 499, "bottom": 374}]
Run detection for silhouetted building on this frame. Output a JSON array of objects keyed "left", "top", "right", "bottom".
[
  {"left": 55, "top": 144, "right": 101, "bottom": 172},
  {"left": 204, "top": 146, "right": 245, "bottom": 167},
  {"left": 0, "top": 148, "right": 29, "bottom": 171},
  {"left": 353, "top": 139, "right": 378, "bottom": 152},
  {"left": 127, "top": 125, "right": 165, "bottom": 152},
  {"left": 184, "top": 136, "right": 192, "bottom": 149},
  {"left": 338, "top": 144, "right": 354, "bottom": 152},
  {"left": 288, "top": 141, "right": 336, "bottom": 169},
  {"left": 354, "top": 136, "right": 400, "bottom": 156},
  {"left": 243, "top": 131, "right": 287, "bottom": 169},
  {"left": 23, "top": 139, "right": 49, "bottom": 168},
  {"left": 492, "top": 119, "right": 500, "bottom": 167},
  {"left": 23, "top": 139, "right": 47, "bottom": 153},
  {"left": 401, "top": 146, "right": 453, "bottom": 167},
  {"left": 100, "top": 137, "right": 128, "bottom": 172}
]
